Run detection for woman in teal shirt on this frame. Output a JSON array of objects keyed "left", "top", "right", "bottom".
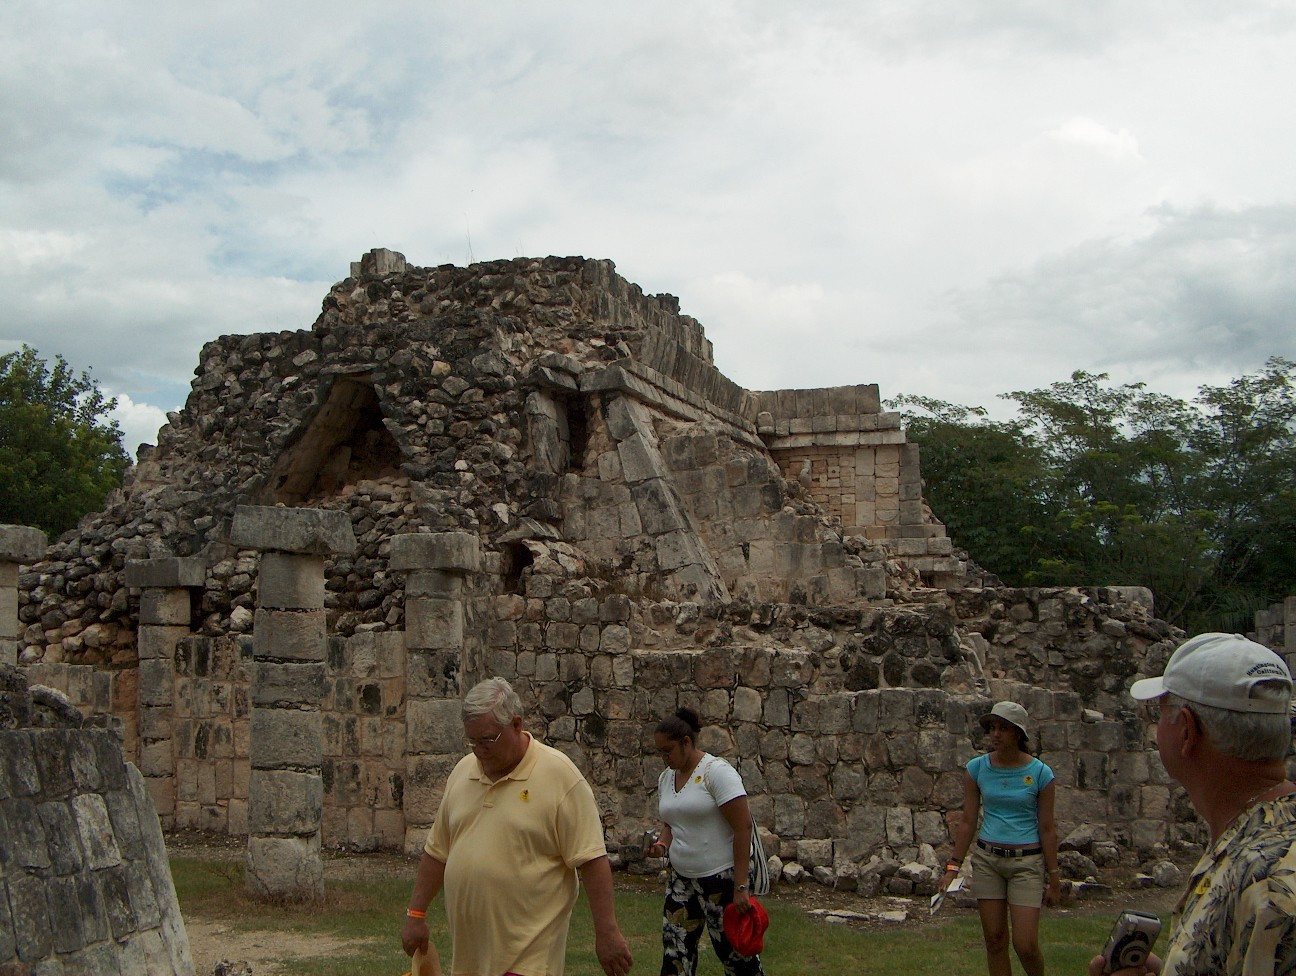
[{"left": 939, "top": 701, "right": 1061, "bottom": 976}]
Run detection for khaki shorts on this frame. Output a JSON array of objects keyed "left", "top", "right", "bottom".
[{"left": 969, "top": 844, "right": 1045, "bottom": 907}]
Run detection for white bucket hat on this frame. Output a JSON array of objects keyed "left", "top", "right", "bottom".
[
  {"left": 1130, "top": 633, "right": 1293, "bottom": 714},
  {"left": 979, "top": 701, "right": 1030, "bottom": 744}
]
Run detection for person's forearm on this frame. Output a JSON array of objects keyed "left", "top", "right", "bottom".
[
  {"left": 731, "top": 821, "right": 752, "bottom": 888},
  {"left": 950, "top": 817, "right": 976, "bottom": 863},
  {"left": 1041, "top": 822, "right": 1059, "bottom": 874},
  {"left": 578, "top": 856, "right": 622, "bottom": 934},
  {"left": 409, "top": 853, "right": 446, "bottom": 911}
]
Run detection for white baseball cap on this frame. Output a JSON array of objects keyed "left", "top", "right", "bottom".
[{"left": 1130, "top": 633, "right": 1294, "bottom": 714}]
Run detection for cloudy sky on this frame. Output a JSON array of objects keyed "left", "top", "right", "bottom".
[{"left": 3, "top": 1, "right": 1294, "bottom": 457}]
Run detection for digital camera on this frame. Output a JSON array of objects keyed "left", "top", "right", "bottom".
[{"left": 1100, "top": 910, "right": 1162, "bottom": 972}]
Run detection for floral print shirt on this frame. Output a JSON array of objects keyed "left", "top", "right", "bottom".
[{"left": 1162, "top": 795, "right": 1296, "bottom": 976}]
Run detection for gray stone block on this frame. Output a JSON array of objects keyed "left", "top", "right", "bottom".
[
  {"left": 139, "top": 589, "right": 191, "bottom": 627},
  {"left": 406, "top": 698, "right": 466, "bottom": 754},
  {"left": 230, "top": 505, "right": 356, "bottom": 555},
  {"left": 389, "top": 532, "right": 481, "bottom": 573},
  {"left": 123, "top": 557, "right": 206, "bottom": 589},
  {"left": 405, "top": 599, "right": 464, "bottom": 650},
  {"left": 251, "top": 662, "right": 326, "bottom": 707},
  {"left": 0, "top": 730, "right": 40, "bottom": 796},
  {"left": 257, "top": 552, "right": 326, "bottom": 609},
  {"left": 72, "top": 793, "right": 123, "bottom": 869},
  {"left": 137, "top": 660, "right": 173, "bottom": 707},
  {"left": 245, "top": 834, "right": 323, "bottom": 901},
  {"left": 617, "top": 433, "right": 668, "bottom": 483},
  {"left": 403, "top": 569, "right": 464, "bottom": 600},
  {"left": 0, "top": 525, "right": 47, "bottom": 564},
  {"left": 250, "top": 709, "right": 322, "bottom": 769},
  {"left": 253, "top": 610, "right": 325, "bottom": 662},
  {"left": 7, "top": 872, "right": 53, "bottom": 960},
  {"left": 247, "top": 768, "right": 323, "bottom": 834}
]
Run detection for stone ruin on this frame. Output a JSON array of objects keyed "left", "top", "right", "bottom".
[
  {"left": 0, "top": 658, "right": 194, "bottom": 974},
  {"left": 8, "top": 248, "right": 1293, "bottom": 904}
]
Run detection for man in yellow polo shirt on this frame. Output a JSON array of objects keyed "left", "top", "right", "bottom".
[{"left": 401, "top": 677, "right": 634, "bottom": 976}]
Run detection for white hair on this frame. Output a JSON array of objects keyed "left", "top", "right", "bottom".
[
  {"left": 462, "top": 677, "right": 522, "bottom": 726},
  {"left": 1165, "top": 680, "right": 1293, "bottom": 761}
]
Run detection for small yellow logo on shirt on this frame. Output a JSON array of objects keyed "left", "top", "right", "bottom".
[
  {"left": 694, "top": 776, "right": 702, "bottom": 783},
  {"left": 520, "top": 789, "right": 530, "bottom": 802},
  {"left": 1023, "top": 775, "right": 1035, "bottom": 785}
]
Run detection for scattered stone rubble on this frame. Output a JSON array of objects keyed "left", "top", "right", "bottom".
[{"left": 9, "top": 248, "right": 1290, "bottom": 898}]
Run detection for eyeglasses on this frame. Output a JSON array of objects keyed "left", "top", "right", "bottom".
[
  {"left": 1141, "top": 698, "right": 1162, "bottom": 724},
  {"left": 467, "top": 730, "right": 505, "bottom": 748}
]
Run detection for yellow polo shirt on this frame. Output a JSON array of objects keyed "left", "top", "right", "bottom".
[{"left": 425, "top": 734, "right": 608, "bottom": 976}]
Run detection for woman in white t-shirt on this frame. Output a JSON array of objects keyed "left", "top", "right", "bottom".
[{"left": 646, "top": 707, "right": 764, "bottom": 976}]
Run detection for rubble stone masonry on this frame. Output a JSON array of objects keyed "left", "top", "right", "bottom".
[{"left": 13, "top": 250, "right": 1290, "bottom": 892}]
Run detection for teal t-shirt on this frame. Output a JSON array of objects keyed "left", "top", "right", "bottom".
[{"left": 968, "top": 753, "right": 1053, "bottom": 846}]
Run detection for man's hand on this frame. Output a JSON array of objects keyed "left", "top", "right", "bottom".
[
  {"left": 1086, "top": 951, "right": 1162, "bottom": 976},
  {"left": 401, "top": 915, "right": 429, "bottom": 959},
  {"left": 732, "top": 888, "right": 752, "bottom": 912},
  {"left": 595, "top": 927, "right": 633, "bottom": 976}
]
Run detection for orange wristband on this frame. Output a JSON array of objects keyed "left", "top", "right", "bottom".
[{"left": 406, "top": 909, "right": 426, "bottom": 919}]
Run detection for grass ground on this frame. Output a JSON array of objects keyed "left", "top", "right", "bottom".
[{"left": 173, "top": 852, "right": 1175, "bottom": 976}]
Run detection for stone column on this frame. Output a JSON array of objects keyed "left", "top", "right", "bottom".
[
  {"left": 1, "top": 524, "right": 47, "bottom": 667},
  {"left": 124, "top": 555, "right": 206, "bottom": 826},
  {"left": 390, "top": 532, "right": 479, "bottom": 853},
  {"left": 230, "top": 505, "right": 356, "bottom": 901}
]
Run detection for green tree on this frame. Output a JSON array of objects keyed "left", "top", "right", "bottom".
[
  {"left": 894, "top": 358, "right": 1296, "bottom": 632},
  {"left": 0, "top": 345, "right": 130, "bottom": 537}
]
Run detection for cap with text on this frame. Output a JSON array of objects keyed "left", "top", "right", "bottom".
[{"left": 1130, "top": 632, "right": 1293, "bottom": 714}]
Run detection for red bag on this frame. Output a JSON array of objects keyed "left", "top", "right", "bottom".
[{"left": 722, "top": 897, "right": 769, "bottom": 957}]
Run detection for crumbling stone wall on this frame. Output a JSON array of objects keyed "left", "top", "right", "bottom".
[
  {"left": 0, "top": 665, "right": 193, "bottom": 975},
  {"left": 7, "top": 250, "right": 1218, "bottom": 887}
]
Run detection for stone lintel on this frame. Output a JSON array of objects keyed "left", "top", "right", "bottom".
[
  {"left": 0, "top": 524, "right": 48, "bottom": 563},
  {"left": 389, "top": 533, "right": 481, "bottom": 573},
  {"left": 230, "top": 506, "right": 357, "bottom": 555},
  {"left": 124, "top": 556, "right": 207, "bottom": 589},
  {"left": 524, "top": 365, "right": 580, "bottom": 392}
]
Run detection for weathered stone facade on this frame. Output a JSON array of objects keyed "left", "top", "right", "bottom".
[
  {"left": 10, "top": 249, "right": 1252, "bottom": 890},
  {"left": 0, "top": 664, "right": 194, "bottom": 974}
]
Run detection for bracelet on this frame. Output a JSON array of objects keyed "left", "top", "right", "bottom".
[
  {"left": 736, "top": 884, "right": 749, "bottom": 891},
  {"left": 945, "top": 863, "right": 961, "bottom": 872},
  {"left": 406, "top": 908, "right": 427, "bottom": 919}
]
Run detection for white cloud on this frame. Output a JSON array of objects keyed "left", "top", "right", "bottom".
[
  {"left": 108, "top": 393, "right": 170, "bottom": 459},
  {"left": 1049, "top": 118, "right": 1142, "bottom": 161},
  {"left": 0, "top": 0, "right": 1294, "bottom": 436}
]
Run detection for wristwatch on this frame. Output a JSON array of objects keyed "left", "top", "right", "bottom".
[{"left": 736, "top": 884, "right": 748, "bottom": 891}]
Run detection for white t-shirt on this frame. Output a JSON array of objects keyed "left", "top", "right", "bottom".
[{"left": 657, "top": 754, "right": 747, "bottom": 878}]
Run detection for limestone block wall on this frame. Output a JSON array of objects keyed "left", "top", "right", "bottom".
[
  {"left": 468, "top": 589, "right": 1182, "bottom": 886},
  {"left": 0, "top": 724, "right": 193, "bottom": 974},
  {"left": 20, "top": 662, "right": 136, "bottom": 755},
  {"left": 167, "top": 632, "right": 407, "bottom": 849},
  {"left": 750, "top": 386, "right": 963, "bottom": 586}
]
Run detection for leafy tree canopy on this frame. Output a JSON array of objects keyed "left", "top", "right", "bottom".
[
  {"left": 892, "top": 358, "right": 1296, "bottom": 633},
  {"left": 0, "top": 345, "right": 130, "bottom": 537}
]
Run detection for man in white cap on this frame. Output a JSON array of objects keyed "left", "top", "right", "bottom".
[{"left": 1089, "top": 633, "right": 1296, "bottom": 976}]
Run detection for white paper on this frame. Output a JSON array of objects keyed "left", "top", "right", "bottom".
[{"left": 930, "top": 877, "right": 964, "bottom": 914}]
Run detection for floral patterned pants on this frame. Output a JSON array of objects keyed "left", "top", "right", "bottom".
[{"left": 660, "top": 867, "right": 764, "bottom": 976}]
